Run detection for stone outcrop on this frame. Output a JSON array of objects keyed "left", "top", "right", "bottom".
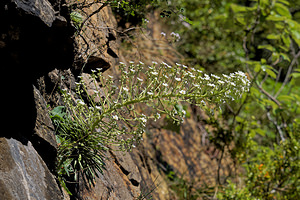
[
  {"left": 72, "top": 0, "right": 119, "bottom": 73},
  {"left": 12, "top": 0, "right": 56, "bottom": 26},
  {"left": 0, "top": 0, "right": 229, "bottom": 199},
  {"left": 0, "top": 138, "right": 63, "bottom": 200},
  {"left": 0, "top": 0, "right": 72, "bottom": 199}
]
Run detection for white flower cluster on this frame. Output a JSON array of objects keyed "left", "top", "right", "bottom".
[
  {"left": 117, "top": 61, "right": 251, "bottom": 106},
  {"left": 170, "top": 32, "right": 181, "bottom": 41},
  {"left": 160, "top": 32, "right": 181, "bottom": 42},
  {"left": 61, "top": 61, "right": 250, "bottom": 151}
]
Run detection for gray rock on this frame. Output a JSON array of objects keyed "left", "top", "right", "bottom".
[
  {"left": 12, "top": 0, "right": 56, "bottom": 26},
  {"left": 31, "top": 86, "right": 58, "bottom": 173},
  {"left": 79, "top": 150, "right": 141, "bottom": 199},
  {"left": 0, "top": 138, "right": 63, "bottom": 200},
  {"left": 33, "top": 85, "right": 57, "bottom": 149}
]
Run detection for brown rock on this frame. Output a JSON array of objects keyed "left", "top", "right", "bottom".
[
  {"left": 81, "top": 73, "right": 105, "bottom": 103},
  {"left": 146, "top": 107, "right": 234, "bottom": 189},
  {"left": 73, "top": 1, "right": 119, "bottom": 71}
]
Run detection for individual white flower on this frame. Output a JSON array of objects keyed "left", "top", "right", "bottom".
[
  {"left": 183, "top": 65, "right": 188, "bottom": 69},
  {"left": 91, "top": 69, "right": 96, "bottom": 73},
  {"left": 93, "top": 90, "right": 99, "bottom": 94},
  {"left": 189, "top": 73, "right": 195, "bottom": 78},
  {"left": 96, "top": 67, "right": 103, "bottom": 71},
  {"left": 175, "top": 77, "right": 181, "bottom": 81},
  {"left": 176, "top": 63, "right": 182, "bottom": 66},
  {"left": 108, "top": 75, "right": 113, "bottom": 79},
  {"left": 139, "top": 61, "right": 144, "bottom": 65},
  {"left": 76, "top": 99, "right": 85, "bottom": 105},
  {"left": 230, "top": 73, "right": 236, "bottom": 78},
  {"left": 130, "top": 69, "right": 136, "bottom": 72},
  {"left": 163, "top": 74, "right": 168, "bottom": 79},
  {"left": 95, "top": 106, "right": 101, "bottom": 110},
  {"left": 112, "top": 115, "right": 119, "bottom": 120},
  {"left": 161, "top": 61, "right": 168, "bottom": 66},
  {"left": 161, "top": 32, "right": 166, "bottom": 37},
  {"left": 179, "top": 90, "right": 186, "bottom": 94},
  {"left": 137, "top": 77, "right": 143, "bottom": 82},
  {"left": 217, "top": 80, "right": 225, "bottom": 84},
  {"left": 152, "top": 61, "right": 158, "bottom": 65},
  {"left": 119, "top": 62, "right": 125, "bottom": 65},
  {"left": 147, "top": 91, "right": 154, "bottom": 95},
  {"left": 132, "top": 144, "right": 136, "bottom": 148},
  {"left": 204, "top": 74, "right": 210, "bottom": 80},
  {"left": 162, "top": 83, "right": 168, "bottom": 87},
  {"left": 123, "top": 87, "right": 129, "bottom": 92},
  {"left": 193, "top": 84, "right": 200, "bottom": 87},
  {"left": 171, "top": 32, "right": 181, "bottom": 41},
  {"left": 207, "top": 83, "right": 215, "bottom": 87},
  {"left": 150, "top": 71, "right": 158, "bottom": 76},
  {"left": 211, "top": 74, "right": 220, "bottom": 79},
  {"left": 222, "top": 74, "right": 230, "bottom": 79},
  {"left": 236, "top": 71, "right": 246, "bottom": 77},
  {"left": 182, "top": 110, "right": 186, "bottom": 115},
  {"left": 129, "top": 61, "right": 134, "bottom": 64},
  {"left": 155, "top": 113, "right": 161, "bottom": 119},
  {"left": 140, "top": 117, "right": 147, "bottom": 124}
]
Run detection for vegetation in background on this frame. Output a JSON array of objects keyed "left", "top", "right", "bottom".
[
  {"left": 51, "top": 0, "right": 300, "bottom": 199},
  {"left": 161, "top": 0, "right": 300, "bottom": 199}
]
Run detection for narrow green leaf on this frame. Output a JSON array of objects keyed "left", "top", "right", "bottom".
[
  {"left": 254, "top": 64, "right": 261, "bottom": 72},
  {"left": 281, "top": 35, "right": 291, "bottom": 48},
  {"left": 274, "top": 2, "right": 291, "bottom": 18},
  {"left": 277, "top": 0, "right": 289, "bottom": 6},
  {"left": 267, "top": 34, "right": 280, "bottom": 40},
  {"left": 266, "top": 69, "right": 277, "bottom": 79},
  {"left": 266, "top": 15, "right": 286, "bottom": 22},
  {"left": 277, "top": 95, "right": 294, "bottom": 102},
  {"left": 291, "top": 30, "right": 300, "bottom": 47},
  {"left": 235, "top": 116, "right": 244, "bottom": 122},
  {"left": 263, "top": 99, "right": 279, "bottom": 109},
  {"left": 258, "top": 44, "right": 274, "bottom": 51},
  {"left": 255, "top": 128, "right": 266, "bottom": 136},
  {"left": 231, "top": 4, "right": 248, "bottom": 12}
]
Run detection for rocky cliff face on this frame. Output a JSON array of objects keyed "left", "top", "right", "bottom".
[{"left": 0, "top": 1, "right": 229, "bottom": 199}]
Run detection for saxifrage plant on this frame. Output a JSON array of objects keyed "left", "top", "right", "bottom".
[{"left": 51, "top": 61, "right": 250, "bottom": 193}]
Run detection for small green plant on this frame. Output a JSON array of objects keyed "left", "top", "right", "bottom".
[
  {"left": 50, "top": 106, "right": 106, "bottom": 194},
  {"left": 70, "top": 11, "right": 84, "bottom": 29},
  {"left": 51, "top": 61, "right": 250, "bottom": 192}
]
